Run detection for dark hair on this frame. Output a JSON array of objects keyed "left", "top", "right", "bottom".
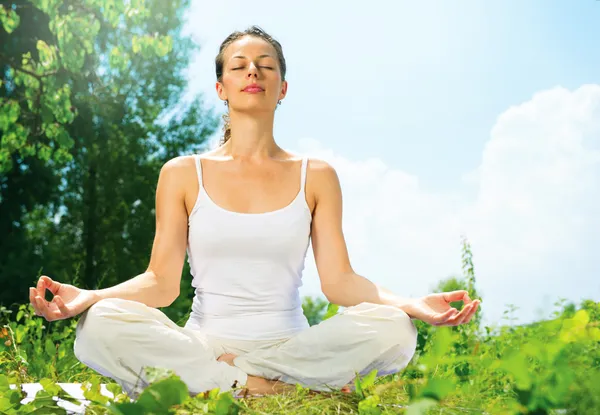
[{"left": 215, "top": 26, "right": 287, "bottom": 145}]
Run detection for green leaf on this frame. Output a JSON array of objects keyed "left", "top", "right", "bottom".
[
  {"left": 36, "top": 40, "right": 56, "bottom": 69},
  {"left": 429, "top": 326, "right": 453, "bottom": 359},
  {"left": 358, "top": 394, "right": 381, "bottom": 415},
  {"left": 406, "top": 398, "right": 438, "bottom": 415},
  {"left": 500, "top": 352, "right": 531, "bottom": 390},
  {"left": 134, "top": 376, "right": 189, "bottom": 413},
  {"left": 40, "top": 378, "right": 62, "bottom": 396},
  {"left": 359, "top": 369, "right": 378, "bottom": 390},
  {"left": 323, "top": 303, "right": 339, "bottom": 321},
  {"left": 110, "top": 402, "right": 146, "bottom": 415},
  {"left": 0, "top": 374, "right": 10, "bottom": 392},
  {"left": 44, "top": 338, "right": 56, "bottom": 357},
  {"left": 215, "top": 393, "right": 237, "bottom": 415},
  {"left": 0, "top": 6, "right": 20, "bottom": 34},
  {"left": 417, "top": 378, "right": 454, "bottom": 401}
]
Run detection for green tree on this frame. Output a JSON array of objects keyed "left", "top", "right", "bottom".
[
  {"left": 0, "top": 0, "right": 218, "bottom": 309},
  {"left": 302, "top": 295, "right": 329, "bottom": 326}
]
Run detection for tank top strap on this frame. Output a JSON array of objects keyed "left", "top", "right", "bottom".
[
  {"left": 300, "top": 156, "right": 308, "bottom": 192},
  {"left": 194, "top": 154, "right": 204, "bottom": 189}
]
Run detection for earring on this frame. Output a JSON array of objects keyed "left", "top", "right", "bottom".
[
  {"left": 278, "top": 100, "right": 282, "bottom": 105},
  {"left": 224, "top": 100, "right": 228, "bottom": 106}
]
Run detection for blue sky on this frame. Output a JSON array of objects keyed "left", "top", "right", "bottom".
[{"left": 180, "top": 1, "right": 600, "bottom": 326}]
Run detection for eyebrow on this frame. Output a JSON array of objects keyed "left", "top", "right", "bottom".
[{"left": 232, "top": 54, "right": 273, "bottom": 59}]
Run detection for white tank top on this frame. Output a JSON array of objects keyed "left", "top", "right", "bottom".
[{"left": 183, "top": 154, "right": 312, "bottom": 340}]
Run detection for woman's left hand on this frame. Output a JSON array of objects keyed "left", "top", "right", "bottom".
[{"left": 404, "top": 290, "right": 480, "bottom": 326}]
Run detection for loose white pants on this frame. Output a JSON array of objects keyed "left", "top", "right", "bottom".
[{"left": 73, "top": 299, "right": 418, "bottom": 397}]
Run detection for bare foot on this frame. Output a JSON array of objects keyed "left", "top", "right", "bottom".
[
  {"left": 217, "top": 353, "right": 295, "bottom": 396},
  {"left": 217, "top": 353, "right": 237, "bottom": 367}
]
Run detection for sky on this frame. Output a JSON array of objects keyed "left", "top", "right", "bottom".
[{"left": 177, "top": 0, "right": 600, "bottom": 327}]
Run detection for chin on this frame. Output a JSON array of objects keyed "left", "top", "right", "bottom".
[{"left": 236, "top": 103, "right": 275, "bottom": 114}]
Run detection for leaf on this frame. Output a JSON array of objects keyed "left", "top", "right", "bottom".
[
  {"left": 418, "top": 378, "right": 454, "bottom": 401},
  {"left": 109, "top": 402, "right": 146, "bottom": 415},
  {"left": 36, "top": 40, "right": 56, "bottom": 69},
  {"left": 358, "top": 394, "right": 382, "bottom": 415},
  {"left": 360, "top": 369, "right": 378, "bottom": 390},
  {"left": 500, "top": 353, "right": 531, "bottom": 390},
  {"left": 215, "top": 393, "right": 237, "bottom": 415},
  {"left": 0, "top": 374, "right": 10, "bottom": 392},
  {"left": 406, "top": 398, "right": 438, "bottom": 415},
  {"left": 354, "top": 371, "right": 364, "bottom": 399},
  {"left": 134, "top": 376, "right": 189, "bottom": 413},
  {"left": 323, "top": 303, "right": 339, "bottom": 321},
  {"left": 429, "top": 326, "right": 453, "bottom": 359},
  {"left": 40, "top": 378, "right": 62, "bottom": 396},
  {"left": 44, "top": 338, "right": 56, "bottom": 357},
  {"left": 0, "top": 6, "right": 20, "bottom": 34}
]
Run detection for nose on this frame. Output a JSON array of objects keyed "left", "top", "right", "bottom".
[{"left": 247, "top": 62, "right": 258, "bottom": 78}]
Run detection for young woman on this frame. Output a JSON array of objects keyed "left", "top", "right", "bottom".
[{"left": 29, "top": 26, "right": 480, "bottom": 398}]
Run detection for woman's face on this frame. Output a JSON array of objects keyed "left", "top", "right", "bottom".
[{"left": 216, "top": 36, "right": 287, "bottom": 113}]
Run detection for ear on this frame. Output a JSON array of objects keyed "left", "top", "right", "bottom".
[
  {"left": 216, "top": 81, "right": 227, "bottom": 101},
  {"left": 278, "top": 80, "right": 288, "bottom": 101}
]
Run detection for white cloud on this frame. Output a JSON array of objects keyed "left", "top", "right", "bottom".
[{"left": 297, "top": 84, "right": 600, "bottom": 327}]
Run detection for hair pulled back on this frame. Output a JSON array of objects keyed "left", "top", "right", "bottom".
[{"left": 215, "top": 26, "right": 287, "bottom": 145}]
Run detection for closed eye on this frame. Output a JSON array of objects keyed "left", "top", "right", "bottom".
[{"left": 232, "top": 66, "right": 273, "bottom": 70}]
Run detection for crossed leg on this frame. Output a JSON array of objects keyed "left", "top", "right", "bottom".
[{"left": 230, "top": 302, "right": 418, "bottom": 393}]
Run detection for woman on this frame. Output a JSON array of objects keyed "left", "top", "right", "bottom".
[{"left": 28, "top": 26, "right": 480, "bottom": 398}]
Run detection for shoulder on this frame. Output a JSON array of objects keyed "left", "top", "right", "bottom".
[
  {"left": 306, "top": 157, "right": 339, "bottom": 181},
  {"left": 305, "top": 157, "right": 342, "bottom": 201},
  {"left": 162, "top": 154, "right": 196, "bottom": 172},
  {"left": 158, "top": 155, "right": 198, "bottom": 191}
]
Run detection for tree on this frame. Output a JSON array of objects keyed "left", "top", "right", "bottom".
[{"left": 0, "top": 0, "right": 218, "bottom": 308}]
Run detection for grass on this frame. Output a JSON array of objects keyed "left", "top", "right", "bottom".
[{"left": 1, "top": 296, "right": 600, "bottom": 414}]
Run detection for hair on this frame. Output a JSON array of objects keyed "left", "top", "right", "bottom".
[{"left": 215, "top": 25, "right": 287, "bottom": 145}]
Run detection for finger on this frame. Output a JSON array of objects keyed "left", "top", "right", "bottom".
[
  {"left": 463, "top": 292, "right": 472, "bottom": 305},
  {"left": 434, "top": 308, "right": 458, "bottom": 325},
  {"left": 464, "top": 301, "right": 480, "bottom": 323},
  {"left": 454, "top": 304, "right": 474, "bottom": 325},
  {"left": 34, "top": 296, "right": 48, "bottom": 320},
  {"left": 445, "top": 303, "right": 472, "bottom": 326},
  {"left": 37, "top": 277, "right": 46, "bottom": 298},
  {"left": 53, "top": 296, "right": 70, "bottom": 318},
  {"left": 460, "top": 301, "right": 479, "bottom": 324},
  {"left": 443, "top": 290, "right": 469, "bottom": 303},
  {"left": 29, "top": 288, "right": 42, "bottom": 316},
  {"left": 35, "top": 295, "right": 54, "bottom": 321},
  {"left": 41, "top": 276, "right": 62, "bottom": 295}
]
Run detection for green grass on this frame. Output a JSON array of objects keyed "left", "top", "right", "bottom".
[{"left": 1, "top": 298, "right": 600, "bottom": 414}]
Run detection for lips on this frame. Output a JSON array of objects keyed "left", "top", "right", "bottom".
[{"left": 243, "top": 84, "right": 264, "bottom": 92}]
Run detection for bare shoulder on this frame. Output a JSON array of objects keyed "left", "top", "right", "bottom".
[
  {"left": 307, "top": 157, "right": 339, "bottom": 182},
  {"left": 158, "top": 155, "right": 197, "bottom": 192},
  {"left": 161, "top": 154, "right": 196, "bottom": 172},
  {"left": 305, "top": 157, "right": 342, "bottom": 201}
]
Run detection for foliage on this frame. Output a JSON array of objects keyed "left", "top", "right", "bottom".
[
  {"left": 0, "top": 0, "right": 218, "bottom": 309},
  {"left": 2, "top": 268, "right": 600, "bottom": 413}
]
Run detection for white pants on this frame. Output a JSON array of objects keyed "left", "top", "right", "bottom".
[{"left": 73, "top": 298, "right": 418, "bottom": 397}]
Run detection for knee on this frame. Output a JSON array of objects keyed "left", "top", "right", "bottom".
[
  {"left": 74, "top": 298, "right": 125, "bottom": 361},
  {"left": 371, "top": 305, "right": 418, "bottom": 358}
]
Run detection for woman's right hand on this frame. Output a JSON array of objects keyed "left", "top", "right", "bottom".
[{"left": 29, "top": 276, "right": 99, "bottom": 321}]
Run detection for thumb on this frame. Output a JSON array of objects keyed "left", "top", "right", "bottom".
[
  {"left": 443, "top": 290, "right": 468, "bottom": 303},
  {"left": 41, "top": 276, "right": 62, "bottom": 295}
]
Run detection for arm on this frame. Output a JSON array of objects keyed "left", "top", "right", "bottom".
[
  {"left": 309, "top": 160, "right": 414, "bottom": 313},
  {"left": 95, "top": 157, "right": 190, "bottom": 308},
  {"left": 310, "top": 160, "right": 480, "bottom": 325}
]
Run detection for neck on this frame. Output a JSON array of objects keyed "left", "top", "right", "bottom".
[{"left": 224, "top": 110, "right": 280, "bottom": 160}]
